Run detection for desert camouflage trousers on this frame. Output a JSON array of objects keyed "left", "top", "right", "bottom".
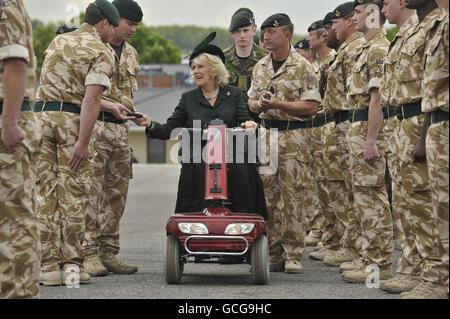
[
  {"left": 347, "top": 120, "right": 394, "bottom": 267},
  {"left": 259, "top": 127, "right": 312, "bottom": 261},
  {"left": 36, "top": 111, "right": 95, "bottom": 272},
  {"left": 83, "top": 122, "right": 132, "bottom": 256},
  {"left": 0, "top": 112, "right": 41, "bottom": 299},
  {"left": 312, "top": 124, "right": 342, "bottom": 250},
  {"left": 425, "top": 120, "right": 449, "bottom": 286},
  {"left": 323, "top": 120, "right": 359, "bottom": 251},
  {"left": 398, "top": 115, "right": 443, "bottom": 282},
  {"left": 304, "top": 126, "right": 323, "bottom": 235},
  {"left": 385, "top": 117, "right": 420, "bottom": 276}
]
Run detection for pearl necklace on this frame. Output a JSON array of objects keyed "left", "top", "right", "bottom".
[{"left": 203, "top": 89, "right": 219, "bottom": 100}]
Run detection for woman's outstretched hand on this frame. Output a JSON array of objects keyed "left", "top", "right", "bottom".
[
  {"left": 132, "top": 112, "right": 153, "bottom": 128},
  {"left": 241, "top": 120, "right": 258, "bottom": 134}
]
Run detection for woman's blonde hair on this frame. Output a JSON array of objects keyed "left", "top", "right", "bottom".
[{"left": 191, "top": 53, "right": 230, "bottom": 88}]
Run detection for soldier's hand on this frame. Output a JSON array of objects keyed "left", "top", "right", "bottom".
[
  {"left": 259, "top": 92, "right": 278, "bottom": 111},
  {"left": 69, "top": 141, "right": 89, "bottom": 172},
  {"left": 1, "top": 120, "right": 25, "bottom": 153},
  {"left": 413, "top": 140, "right": 427, "bottom": 163},
  {"left": 110, "top": 103, "right": 134, "bottom": 120},
  {"left": 364, "top": 141, "right": 380, "bottom": 166}
]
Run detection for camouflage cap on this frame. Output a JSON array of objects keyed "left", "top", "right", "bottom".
[
  {"left": 94, "top": 0, "right": 120, "bottom": 27},
  {"left": 294, "top": 38, "right": 310, "bottom": 50},
  {"left": 229, "top": 8, "right": 255, "bottom": 32},
  {"left": 56, "top": 23, "right": 79, "bottom": 35},
  {"left": 353, "top": 0, "right": 382, "bottom": 9},
  {"left": 112, "top": 0, "right": 143, "bottom": 23},
  {"left": 308, "top": 20, "right": 324, "bottom": 32},
  {"left": 332, "top": 1, "right": 355, "bottom": 20},
  {"left": 261, "top": 13, "right": 291, "bottom": 30},
  {"left": 323, "top": 12, "right": 334, "bottom": 26}
]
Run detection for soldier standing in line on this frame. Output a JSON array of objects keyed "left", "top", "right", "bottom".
[
  {"left": 248, "top": 14, "right": 321, "bottom": 274},
  {"left": 304, "top": 19, "right": 337, "bottom": 248},
  {"left": 35, "top": 0, "right": 122, "bottom": 286},
  {"left": 0, "top": 0, "right": 41, "bottom": 299},
  {"left": 224, "top": 8, "right": 267, "bottom": 124},
  {"left": 83, "top": 0, "right": 142, "bottom": 277},
  {"left": 310, "top": 2, "right": 364, "bottom": 266},
  {"left": 341, "top": 0, "right": 394, "bottom": 283},
  {"left": 294, "top": 39, "right": 316, "bottom": 67},
  {"left": 378, "top": 0, "right": 422, "bottom": 294},
  {"left": 400, "top": 0, "right": 449, "bottom": 299}
]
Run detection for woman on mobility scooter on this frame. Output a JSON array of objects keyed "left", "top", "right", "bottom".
[{"left": 133, "top": 33, "right": 268, "bottom": 219}]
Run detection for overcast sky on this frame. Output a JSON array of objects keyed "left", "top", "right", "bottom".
[{"left": 24, "top": 0, "right": 352, "bottom": 34}]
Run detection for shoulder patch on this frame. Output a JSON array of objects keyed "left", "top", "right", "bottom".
[{"left": 376, "top": 59, "right": 384, "bottom": 65}]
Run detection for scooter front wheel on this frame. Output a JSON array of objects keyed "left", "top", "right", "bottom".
[
  {"left": 164, "top": 234, "right": 184, "bottom": 284},
  {"left": 251, "top": 234, "right": 269, "bottom": 285}
]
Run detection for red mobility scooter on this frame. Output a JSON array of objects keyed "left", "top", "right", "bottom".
[{"left": 163, "top": 121, "right": 269, "bottom": 285}]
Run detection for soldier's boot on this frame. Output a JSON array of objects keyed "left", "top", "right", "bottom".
[
  {"left": 62, "top": 264, "right": 91, "bottom": 285},
  {"left": 341, "top": 264, "right": 392, "bottom": 283},
  {"left": 284, "top": 260, "right": 303, "bottom": 274},
  {"left": 269, "top": 255, "right": 284, "bottom": 272},
  {"left": 100, "top": 252, "right": 138, "bottom": 274},
  {"left": 84, "top": 254, "right": 108, "bottom": 277},
  {"left": 339, "top": 257, "right": 364, "bottom": 273},
  {"left": 309, "top": 247, "right": 334, "bottom": 261},
  {"left": 305, "top": 230, "right": 322, "bottom": 246},
  {"left": 323, "top": 247, "right": 358, "bottom": 267},
  {"left": 40, "top": 270, "right": 62, "bottom": 286},
  {"left": 400, "top": 281, "right": 448, "bottom": 299},
  {"left": 379, "top": 273, "right": 421, "bottom": 294},
  {"left": 314, "top": 241, "right": 324, "bottom": 251}
]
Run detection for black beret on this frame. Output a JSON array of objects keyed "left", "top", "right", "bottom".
[
  {"left": 94, "top": 0, "right": 120, "bottom": 27},
  {"left": 56, "top": 23, "right": 79, "bottom": 35},
  {"left": 294, "top": 38, "right": 310, "bottom": 50},
  {"left": 353, "top": 0, "right": 382, "bottom": 9},
  {"left": 188, "top": 32, "right": 225, "bottom": 65},
  {"left": 308, "top": 20, "right": 324, "bottom": 32},
  {"left": 229, "top": 8, "right": 255, "bottom": 32},
  {"left": 332, "top": 2, "right": 355, "bottom": 20},
  {"left": 261, "top": 13, "right": 292, "bottom": 30},
  {"left": 112, "top": 0, "right": 143, "bottom": 23},
  {"left": 323, "top": 12, "right": 334, "bottom": 26}
]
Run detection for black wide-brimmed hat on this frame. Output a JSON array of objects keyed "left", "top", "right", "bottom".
[{"left": 187, "top": 32, "right": 225, "bottom": 65}]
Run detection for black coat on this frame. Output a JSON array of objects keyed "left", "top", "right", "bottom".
[{"left": 146, "top": 85, "right": 268, "bottom": 219}]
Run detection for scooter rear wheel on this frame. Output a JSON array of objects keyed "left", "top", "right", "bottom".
[{"left": 164, "top": 234, "right": 184, "bottom": 284}]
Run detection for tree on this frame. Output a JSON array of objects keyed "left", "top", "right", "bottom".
[{"left": 33, "top": 22, "right": 58, "bottom": 74}]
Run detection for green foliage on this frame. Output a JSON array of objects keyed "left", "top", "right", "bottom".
[
  {"left": 386, "top": 26, "right": 399, "bottom": 42},
  {"left": 128, "top": 24, "right": 181, "bottom": 64},
  {"left": 32, "top": 21, "right": 58, "bottom": 74}
]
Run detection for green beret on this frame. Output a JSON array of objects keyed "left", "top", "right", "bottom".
[
  {"left": 261, "top": 13, "right": 291, "bottom": 30},
  {"left": 332, "top": 2, "right": 355, "bottom": 20},
  {"left": 112, "top": 0, "right": 143, "bottom": 23},
  {"left": 323, "top": 12, "right": 334, "bottom": 26},
  {"left": 94, "top": 0, "right": 120, "bottom": 27},
  {"left": 353, "top": 0, "right": 382, "bottom": 9},
  {"left": 56, "top": 23, "right": 79, "bottom": 35},
  {"left": 229, "top": 8, "right": 255, "bottom": 32},
  {"left": 294, "top": 38, "right": 310, "bottom": 50},
  {"left": 308, "top": 20, "right": 324, "bottom": 32}
]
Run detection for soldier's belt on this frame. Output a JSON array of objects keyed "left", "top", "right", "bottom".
[
  {"left": 349, "top": 106, "right": 400, "bottom": 123},
  {"left": 34, "top": 101, "right": 126, "bottom": 124},
  {"left": 334, "top": 110, "right": 350, "bottom": 124},
  {"left": 262, "top": 119, "right": 313, "bottom": 131},
  {"left": 0, "top": 101, "right": 32, "bottom": 114},
  {"left": 312, "top": 113, "right": 335, "bottom": 128},
  {"left": 395, "top": 101, "right": 423, "bottom": 121},
  {"left": 383, "top": 105, "right": 396, "bottom": 120},
  {"left": 429, "top": 110, "right": 449, "bottom": 124}
]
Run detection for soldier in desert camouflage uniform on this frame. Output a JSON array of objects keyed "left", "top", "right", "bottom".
[
  {"left": 0, "top": 0, "right": 41, "bottom": 299},
  {"left": 224, "top": 8, "right": 267, "bottom": 124},
  {"left": 248, "top": 13, "right": 321, "bottom": 274},
  {"left": 35, "top": 0, "right": 120, "bottom": 286},
  {"left": 83, "top": 0, "right": 142, "bottom": 277},
  {"left": 312, "top": 2, "right": 364, "bottom": 266},
  {"left": 401, "top": 0, "right": 449, "bottom": 299},
  {"left": 341, "top": 0, "right": 394, "bottom": 283}
]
